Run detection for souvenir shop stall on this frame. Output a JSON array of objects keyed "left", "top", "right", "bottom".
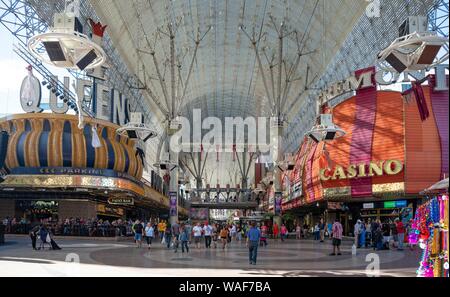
[{"left": 410, "top": 178, "right": 449, "bottom": 277}]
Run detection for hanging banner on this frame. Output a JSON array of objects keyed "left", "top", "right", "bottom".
[
  {"left": 274, "top": 192, "right": 282, "bottom": 215},
  {"left": 169, "top": 191, "right": 178, "bottom": 217}
]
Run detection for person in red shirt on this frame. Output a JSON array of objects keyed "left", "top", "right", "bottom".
[
  {"left": 330, "top": 218, "right": 343, "bottom": 256},
  {"left": 260, "top": 223, "right": 268, "bottom": 247},
  {"left": 280, "top": 224, "right": 288, "bottom": 242},
  {"left": 273, "top": 223, "right": 279, "bottom": 240},
  {"left": 395, "top": 218, "right": 405, "bottom": 251}
]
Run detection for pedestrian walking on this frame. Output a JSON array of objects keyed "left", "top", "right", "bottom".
[
  {"left": 319, "top": 219, "right": 326, "bottom": 242},
  {"left": 29, "top": 225, "right": 40, "bottom": 250},
  {"left": 132, "top": 220, "right": 143, "bottom": 248},
  {"left": 280, "top": 224, "right": 288, "bottom": 242},
  {"left": 296, "top": 224, "right": 301, "bottom": 240},
  {"left": 260, "top": 223, "right": 268, "bottom": 247},
  {"left": 236, "top": 225, "right": 242, "bottom": 243},
  {"left": 273, "top": 222, "right": 279, "bottom": 240},
  {"left": 164, "top": 224, "right": 172, "bottom": 249},
  {"left": 247, "top": 222, "right": 261, "bottom": 265},
  {"left": 359, "top": 220, "right": 366, "bottom": 248},
  {"left": 219, "top": 225, "right": 229, "bottom": 249},
  {"left": 353, "top": 220, "right": 362, "bottom": 248},
  {"left": 330, "top": 218, "right": 343, "bottom": 256},
  {"left": 193, "top": 222, "right": 203, "bottom": 249},
  {"left": 157, "top": 220, "right": 166, "bottom": 240},
  {"left": 144, "top": 222, "right": 154, "bottom": 250},
  {"left": 314, "top": 223, "right": 320, "bottom": 240},
  {"left": 395, "top": 218, "right": 405, "bottom": 251},
  {"left": 172, "top": 221, "right": 181, "bottom": 253},
  {"left": 180, "top": 224, "right": 190, "bottom": 254},
  {"left": 203, "top": 222, "right": 213, "bottom": 249}
]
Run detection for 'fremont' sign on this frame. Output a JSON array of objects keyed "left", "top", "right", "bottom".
[{"left": 318, "top": 64, "right": 449, "bottom": 104}]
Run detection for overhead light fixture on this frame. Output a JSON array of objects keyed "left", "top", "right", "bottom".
[
  {"left": 116, "top": 112, "right": 158, "bottom": 142},
  {"left": 377, "top": 18, "right": 448, "bottom": 74},
  {"left": 27, "top": 5, "right": 107, "bottom": 71},
  {"left": 305, "top": 114, "right": 346, "bottom": 143}
]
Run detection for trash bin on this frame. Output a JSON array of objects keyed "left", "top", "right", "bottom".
[{"left": 0, "top": 224, "right": 5, "bottom": 244}]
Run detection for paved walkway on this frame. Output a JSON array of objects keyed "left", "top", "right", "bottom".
[{"left": 0, "top": 235, "right": 420, "bottom": 277}]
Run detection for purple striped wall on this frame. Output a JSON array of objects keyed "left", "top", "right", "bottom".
[
  {"left": 429, "top": 75, "right": 449, "bottom": 178},
  {"left": 349, "top": 68, "right": 378, "bottom": 197},
  {"left": 305, "top": 142, "right": 318, "bottom": 202}
]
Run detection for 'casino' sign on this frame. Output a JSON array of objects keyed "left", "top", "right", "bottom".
[{"left": 319, "top": 160, "right": 404, "bottom": 181}]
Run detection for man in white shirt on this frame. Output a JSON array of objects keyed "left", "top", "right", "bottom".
[
  {"left": 144, "top": 222, "right": 154, "bottom": 250},
  {"left": 354, "top": 220, "right": 362, "bottom": 247},
  {"left": 231, "top": 224, "right": 237, "bottom": 241},
  {"left": 192, "top": 223, "right": 203, "bottom": 249},
  {"left": 203, "top": 222, "right": 213, "bottom": 249}
]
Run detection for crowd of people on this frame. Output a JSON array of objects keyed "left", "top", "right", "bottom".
[
  {"left": 129, "top": 219, "right": 264, "bottom": 264},
  {"left": 1, "top": 216, "right": 147, "bottom": 238},
  {"left": 132, "top": 220, "right": 247, "bottom": 252},
  {"left": 2, "top": 214, "right": 415, "bottom": 262},
  {"left": 352, "top": 218, "right": 412, "bottom": 251}
]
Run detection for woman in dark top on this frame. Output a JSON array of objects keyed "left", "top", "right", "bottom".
[
  {"left": 164, "top": 224, "right": 172, "bottom": 249},
  {"left": 382, "top": 222, "right": 391, "bottom": 249}
]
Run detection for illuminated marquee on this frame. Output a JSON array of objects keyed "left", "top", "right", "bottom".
[{"left": 319, "top": 160, "right": 404, "bottom": 181}]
